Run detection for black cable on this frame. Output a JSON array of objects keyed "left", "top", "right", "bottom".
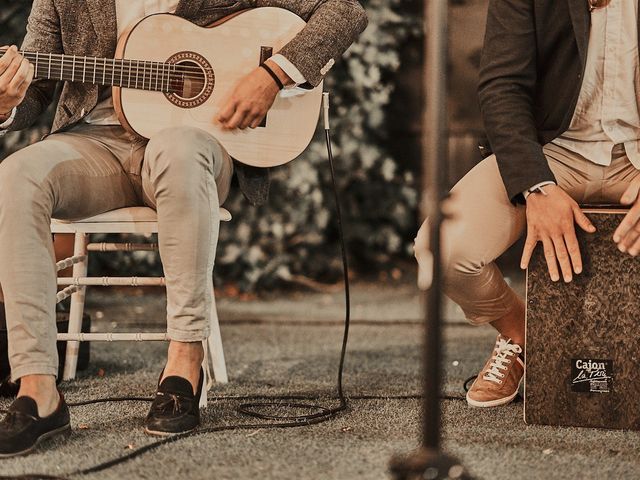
[
  {"left": 0, "top": 100, "right": 473, "bottom": 480},
  {"left": 0, "top": 98, "right": 352, "bottom": 480},
  {"left": 68, "top": 396, "right": 152, "bottom": 407},
  {"left": 463, "top": 375, "right": 477, "bottom": 393},
  {"left": 235, "top": 128, "right": 350, "bottom": 425},
  {"left": 1, "top": 393, "right": 466, "bottom": 412}
]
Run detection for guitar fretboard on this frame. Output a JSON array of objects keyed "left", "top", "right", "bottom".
[{"left": 0, "top": 48, "right": 198, "bottom": 94}]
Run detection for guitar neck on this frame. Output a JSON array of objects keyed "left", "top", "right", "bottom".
[{"left": 0, "top": 47, "right": 178, "bottom": 93}]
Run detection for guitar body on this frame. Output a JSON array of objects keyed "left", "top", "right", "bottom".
[{"left": 113, "top": 9, "right": 323, "bottom": 168}]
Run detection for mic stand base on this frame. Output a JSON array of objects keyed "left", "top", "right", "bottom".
[{"left": 389, "top": 448, "right": 473, "bottom": 480}]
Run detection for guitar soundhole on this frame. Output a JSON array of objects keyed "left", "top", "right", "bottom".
[
  {"left": 174, "top": 60, "right": 206, "bottom": 99},
  {"left": 164, "top": 51, "right": 215, "bottom": 109}
]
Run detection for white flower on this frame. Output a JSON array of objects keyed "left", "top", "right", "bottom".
[{"left": 381, "top": 158, "right": 396, "bottom": 181}]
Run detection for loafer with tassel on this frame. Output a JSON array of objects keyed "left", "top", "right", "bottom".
[
  {"left": 144, "top": 368, "right": 203, "bottom": 437},
  {"left": 0, "top": 392, "right": 71, "bottom": 457}
]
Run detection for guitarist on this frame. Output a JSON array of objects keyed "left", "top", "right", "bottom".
[{"left": 0, "top": 0, "right": 367, "bottom": 455}]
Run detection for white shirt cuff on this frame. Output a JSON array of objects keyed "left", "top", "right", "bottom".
[
  {"left": 0, "top": 107, "right": 16, "bottom": 134},
  {"left": 269, "top": 54, "right": 307, "bottom": 87},
  {"left": 523, "top": 181, "right": 556, "bottom": 199}
]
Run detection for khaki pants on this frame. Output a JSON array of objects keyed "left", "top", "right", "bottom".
[
  {"left": 414, "top": 143, "right": 639, "bottom": 325},
  {"left": 0, "top": 124, "right": 233, "bottom": 381}
]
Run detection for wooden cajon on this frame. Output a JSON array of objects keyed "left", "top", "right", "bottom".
[{"left": 525, "top": 208, "right": 640, "bottom": 430}]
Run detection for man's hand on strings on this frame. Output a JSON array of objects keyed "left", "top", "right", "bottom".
[
  {"left": 0, "top": 45, "right": 34, "bottom": 121},
  {"left": 217, "top": 60, "right": 291, "bottom": 130}
]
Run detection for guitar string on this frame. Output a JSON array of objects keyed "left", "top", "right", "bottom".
[
  {"left": 36, "top": 69, "right": 209, "bottom": 80},
  {"left": 29, "top": 63, "right": 210, "bottom": 90},
  {"left": 1, "top": 49, "right": 209, "bottom": 74},
  {"left": 28, "top": 61, "right": 209, "bottom": 77},
  {"left": 6, "top": 53, "right": 212, "bottom": 86},
  {"left": 32, "top": 62, "right": 209, "bottom": 75},
  {"left": 27, "top": 75, "right": 206, "bottom": 95},
  {"left": 30, "top": 64, "right": 211, "bottom": 82},
  {"left": 13, "top": 59, "right": 212, "bottom": 77},
  {"left": 33, "top": 76, "right": 209, "bottom": 93},
  {"left": 4, "top": 59, "right": 208, "bottom": 77},
  {"left": 33, "top": 67, "right": 209, "bottom": 83}
]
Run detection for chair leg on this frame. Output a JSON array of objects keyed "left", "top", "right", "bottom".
[
  {"left": 208, "top": 289, "right": 228, "bottom": 384},
  {"left": 62, "top": 232, "right": 89, "bottom": 381},
  {"left": 199, "top": 343, "right": 209, "bottom": 409}
]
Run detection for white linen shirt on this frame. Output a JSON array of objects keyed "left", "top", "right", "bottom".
[{"left": 552, "top": 0, "right": 640, "bottom": 168}]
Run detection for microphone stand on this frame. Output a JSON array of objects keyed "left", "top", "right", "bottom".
[{"left": 389, "top": 1, "right": 472, "bottom": 478}]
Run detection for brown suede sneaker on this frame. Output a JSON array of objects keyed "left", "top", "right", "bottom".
[{"left": 466, "top": 335, "right": 524, "bottom": 408}]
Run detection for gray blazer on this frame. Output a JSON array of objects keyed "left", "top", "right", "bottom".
[{"left": 7, "top": 0, "right": 368, "bottom": 205}]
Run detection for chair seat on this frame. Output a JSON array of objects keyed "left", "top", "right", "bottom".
[
  {"left": 70, "top": 207, "right": 159, "bottom": 223},
  {"left": 51, "top": 207, "right": 232, "bottom": 234}
]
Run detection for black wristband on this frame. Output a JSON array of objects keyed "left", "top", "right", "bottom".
[{"left": 260, "top": 63, "right": 285, "bottom": 90}]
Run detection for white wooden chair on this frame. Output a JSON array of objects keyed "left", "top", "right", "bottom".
[{"left": 51, "top": 206, "right": 231, "bottom": 407}]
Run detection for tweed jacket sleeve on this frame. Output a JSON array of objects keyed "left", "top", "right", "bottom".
[
  {"left": 255, "top": 0, "right": 368, "bottom": 87},
  {"left": 6, "top": 0, "right": 61, "bottom": 133},
  {"left": 478, "top": 0, "right": 557, "bottom": 203}
]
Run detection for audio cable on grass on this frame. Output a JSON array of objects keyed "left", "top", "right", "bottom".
[{"left": 0, "top": 92, "right": 353, "bottom": 480}]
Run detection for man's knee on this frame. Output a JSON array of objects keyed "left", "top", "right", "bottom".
[
  {"left": 0, "top": 154, "right": 45, "bottom": 205},
  {"left": 145, "top": 126, "right": 223, "bottom": 174},
  {"left": 415, "top": 218, "right": 485, "bottom": 287}
]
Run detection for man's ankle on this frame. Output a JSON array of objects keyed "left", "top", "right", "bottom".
[
  {"left": 17, "top": 374, "right": 60, "bottom": 417},
  {"left": 162, "top": 341, "right": 204, "bottom": 392},
  {"left": 490, "top": 300, "right": 526, "bottom": 347},
  {"left": 167, "top": 340, "right": 204, "bottom": 359}
]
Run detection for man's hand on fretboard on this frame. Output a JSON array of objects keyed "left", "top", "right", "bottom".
[{"left": 0, "top": 46, "right": 34, "bottom": 121}]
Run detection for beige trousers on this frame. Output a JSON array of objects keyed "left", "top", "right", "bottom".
[
  {"left": 0, "top": 124, "right": 233, "bottom": 380},
  {"left": 414, "top": 143, "right": 639, "bottom": 325}
]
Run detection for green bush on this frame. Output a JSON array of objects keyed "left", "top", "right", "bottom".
[{"left": 0, "top": 0, "right": 422, "bottom": 291}]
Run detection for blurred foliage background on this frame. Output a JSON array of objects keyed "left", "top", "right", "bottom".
[{"left": 0, "top": 0, "right": 488, "bottom": 292}]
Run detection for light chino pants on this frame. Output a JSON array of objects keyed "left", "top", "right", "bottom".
[
  {"left": 0, "top": 123, "right": 233, "bottom": 381},
  {"left": 414, "top": 143, "right": 639, "bottom": 325}
]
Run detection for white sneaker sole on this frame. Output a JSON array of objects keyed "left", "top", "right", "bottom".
[{"left": 466, "top": 388, "right": 519, "bottom": 408}]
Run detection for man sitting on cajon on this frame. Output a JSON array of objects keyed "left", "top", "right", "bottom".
[{"left": 415, "top": 0, "right": 640, "bottom": 407}]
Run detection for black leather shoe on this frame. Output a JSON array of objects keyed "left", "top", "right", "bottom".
[
  {"left": 144, "top": 369, "right": 203, "bottom": 437},
  {"left": 0, "top": 393, "right": 71, "bottom": 457},
  {"left": 0, "top": 376, "right": 19, "bottom": 398}
]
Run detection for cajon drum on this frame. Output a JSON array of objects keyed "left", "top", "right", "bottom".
[{"left": 525, "top": 208, "right": 640, "bottom": 430}]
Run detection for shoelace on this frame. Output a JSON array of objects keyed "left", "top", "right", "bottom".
[{"left": 483, "top": 338, "right": 522, "bottom": 385}]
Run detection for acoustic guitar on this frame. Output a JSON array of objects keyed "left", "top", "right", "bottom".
[{"left": 1, "top": 8, "right": 324, "bottom": 167}]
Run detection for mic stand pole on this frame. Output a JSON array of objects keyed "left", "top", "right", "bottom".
[{"left": 389, "top": 0, "right": 472, "bottom": 478}]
